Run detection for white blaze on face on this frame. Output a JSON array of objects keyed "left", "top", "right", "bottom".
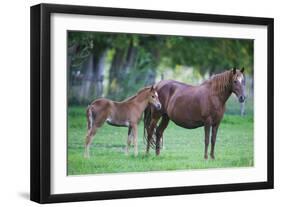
[
  {"left": 155, "top": 92, "right": 159, "bottom": 98},
  {"left": 237, "top": 75, "right": 244, "bottom": 84}
]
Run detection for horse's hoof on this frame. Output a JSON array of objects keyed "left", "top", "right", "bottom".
[
  {"left": 156, "top": 148, "right": 161, "bottom": 156},
  {"left": 210, "top": 155, "right": 215, "bottom": 160},
  {"left": 204, "top": 155, "right": 208, "bottom": 160}
]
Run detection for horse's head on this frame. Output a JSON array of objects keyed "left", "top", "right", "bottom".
[
  {"left": 148, "top": 86, "right": 161, "bottom": 110},
  {"left": 231, "top": 67, "right": 246, "bottom": 103}
]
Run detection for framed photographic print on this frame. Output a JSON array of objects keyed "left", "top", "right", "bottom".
[{"left": 30, "top": 3, "right": 274, "bottom": 203}]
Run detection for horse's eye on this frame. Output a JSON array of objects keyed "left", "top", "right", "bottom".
[
  {"left": 152, "top": 95, "right": 155, "bottom": 98},
  {"left": 234, "top": 80, "right": 237, "bottom": 84}
]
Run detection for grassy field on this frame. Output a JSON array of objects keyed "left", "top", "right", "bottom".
[{"left": 67, "top": 99, "right": 254, "bottom": 175}]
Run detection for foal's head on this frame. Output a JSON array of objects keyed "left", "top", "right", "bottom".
[
  {"left": 147, "top": 86, "right": 161, "bottom": 110},
  {"left": 230, "top": 67, "right": 246, "bottom": 103}
]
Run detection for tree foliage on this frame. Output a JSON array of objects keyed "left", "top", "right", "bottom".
[{"left": 68, "top": 31, "right": 253, "bottom": 104}]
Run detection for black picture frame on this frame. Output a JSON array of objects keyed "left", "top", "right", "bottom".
[{"left": 30, "top": 3, "right": 274, "bottom": 204}]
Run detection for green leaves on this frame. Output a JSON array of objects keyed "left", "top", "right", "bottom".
[{"left": 68, "top": 31, "right": 253, "bottom": 103}]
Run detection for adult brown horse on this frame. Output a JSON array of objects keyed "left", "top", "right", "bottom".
[
  {"left": 84, "top": 86, "right": 161, "bottom": 158},
  {"left": 144, "top": 68, "right": 246, "bottom": 159}
]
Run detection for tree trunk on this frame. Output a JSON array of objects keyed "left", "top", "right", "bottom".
[
  {"left": 79, "top": 50, "right": 106, "bottom": 104},
  {"left": 93, "top": 50, "right": 106, "bottom": 97},
  {"left": 67, "top": 44, "right": 78, "bottom": 88},
  {"left": 240, "top": 102, "right": 245, "bottom": 116},
  {"left": 108, "top": 40, "right": 137, "bottom": 100},
  {"left": 79, "top": 53, "right": 93, "bottom": 103}
]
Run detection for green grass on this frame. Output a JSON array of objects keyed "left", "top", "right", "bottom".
[{"left": 67, "top": 105, "right": 253, "bottom": 175}]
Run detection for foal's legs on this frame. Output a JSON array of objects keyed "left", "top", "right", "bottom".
[
  {"left": 210, "top": 124, "right": 219, "bottom": 159},
  {"left": 155, "top": 114, "right": 170, "bottom": 156},
  {"left": 125, "top": 126, "right": 133, "bottom": 155},
  {"left": 204, "top": 125, "right": 211, "bottom": 159},
  {"left": 84, "top": 125, "right": 98, "bottom": 158},
  {"left": 84, "top": 111, "right": 106, "bottom": 158}
]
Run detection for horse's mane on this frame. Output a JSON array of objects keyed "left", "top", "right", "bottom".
[
  {"left": 122, "top": 86, "right": 151, "bottom": 102},
  {"left": 203, "top": 70, "right": 233, "bottom": 95}
]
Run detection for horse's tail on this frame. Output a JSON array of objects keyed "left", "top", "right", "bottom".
[
  {"left": 143, "top": 106, "right": 150, "bottom": 142},
  {"left": 143, "top": 105, "right": 157, "bottom": 149},
  {"left": 86, "top": 105, "right": 95, "bottom": 131}
]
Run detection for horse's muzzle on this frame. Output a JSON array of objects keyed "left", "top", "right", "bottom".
[
  {"left": 155, "top": 103, "right": 162, "bottom": 110},
  {"left": 239, "top": 96, "right": 246, "bottom": 103}
]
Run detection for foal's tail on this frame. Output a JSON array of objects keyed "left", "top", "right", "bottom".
[
  {"left": 86, "top": 105, "right": 95, "bottom": 131},
  {"left": 143, "top": 106, "right": 157, "bottom": 149}
]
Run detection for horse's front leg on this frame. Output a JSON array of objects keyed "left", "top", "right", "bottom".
[
  {"left": 210, "top": 124, "right": 219, "bottom": 159},
  {"left": 132, "top": 124, "right": 138, "bottom": 157},
  {"left": 204, "top": 125, "right": 211, "bottom": 159}
]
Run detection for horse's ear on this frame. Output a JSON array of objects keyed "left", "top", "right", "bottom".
[
  {"left": 232, "top": 67, "right": 236, "bottom": 74},
  {"left": 150, "top": 85, "right": 154, "bottom": 91},
  {"left": 241, "top": 67, "right": 245, "bottom": 73}
]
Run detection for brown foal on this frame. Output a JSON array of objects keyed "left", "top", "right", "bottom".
[{"left": 84, "top": 86, "right": 161, "bottom": 158}]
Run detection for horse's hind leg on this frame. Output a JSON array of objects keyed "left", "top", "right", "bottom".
[
  {"left": 155, "top": 114, "right": 169, "bottom": 156},
  {"left": 210, "top": 124, "right": 219, "bottom": 159},
  {"left": 204, "top": 125, "right": 211, "bottom": 159},
  {"left": 131, "top": 124, "right": 138, "bottom": 157},
  {"left": 84, "top": 125, "right": 98, "bottom": 158},
  {"left": 125, "top": 126, "right": 133, "bottom": 155}
]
